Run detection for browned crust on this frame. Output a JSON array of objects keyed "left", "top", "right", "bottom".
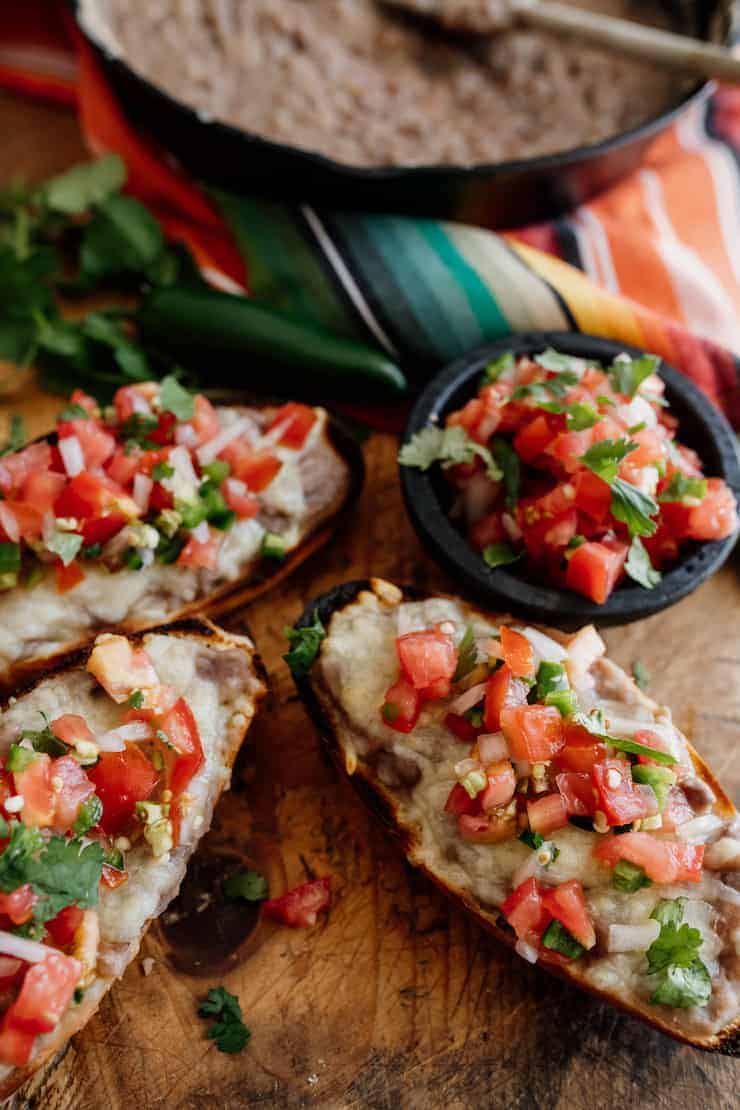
[
  {"left": 0, "top": 618, "right": 268, "bottom": 1099},
  {"left": 0, "top": 410, "right": 362, "bottom": 698},
  {"left": 299, "top": 578, "right": 740, "bottom": 1053}
]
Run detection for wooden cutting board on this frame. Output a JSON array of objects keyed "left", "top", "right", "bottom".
[{"left": 1, "top": 93, "right": 739, "bottom": 1110}]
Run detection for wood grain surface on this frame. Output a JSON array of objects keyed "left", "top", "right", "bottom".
[{"left": 1, "top": 92, "right": 739, "bottom": 1110}]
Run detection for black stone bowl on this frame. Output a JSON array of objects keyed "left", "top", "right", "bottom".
[{"left": 400, "top": 332, "right": 740, "bottom": 627}]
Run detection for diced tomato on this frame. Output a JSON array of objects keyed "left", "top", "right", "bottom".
[
  {"left": 57, "top": 420, "right": 115, "bottom": 468},
  {"left": 87, "top": 636, "right": 160, "bottom": 702},
  {"left": 447, "top": 394, "right": 501, "bottom": 445},
  {"left": 55, "top": 560, "right": 85, "bottom": 594},
  {"left": 593, "top": 831, "right": 704, "bottom": 883},
  {"left": 189, "top": 394, "right": 220, "bottom": 445},
  {"left": 113, "top": 384, "right": 156, "bottom": 423},
  {"left": 544, "top": 427, "right": 597, "bottom": 475},
  {"left": 618, "top": 427, "right": 665, "bottom": 477},
  {"left": 69, "top": 389, "right": 98, "bottom": 416},
  {"left": 444, "top": 782, "right": 480, "bottom": 816},
  {"left": 262, "top": 876, "right": 331, "bottom": 928},
  {"left": 177, "top": 530, "right": 221, "bottom": 570},
  {"left": 500, "top": 627, "right": 535, "bottom": 679},
  {"left": 469, "top": 510, "right": 505, "bottom": 551},
  {"left": 519, "top": 503, "right": 578, "bottom": 561},
  {"left": 501, "top": 877, "right": 550, "bottom": 944},
  {"left": 148, "top": 482, "right": 173, "bottom": 512},
  {"left": 106, "top": 448, "right": 140, "bottom": 488},
  {"left": 541, "top": 880, "right": 596, "bottom": 949},
  {"left": 500, "top": 704, "right": 564, "bottom": 762},
  {"left": 54, "top": 472, "right": 139, "bottom": 522},
  {"left": 101, "top": 863, "right": 129, "bottom": 890},
  {"left": 591, "top": 758, "right": 657, "bottom": 826},
  {"left": 684, "top": 478, "right": 738, "bottom": 541},
  {"left": 0, "top": 1022, "right": 36, "bottom": 1067},
  {"left": 661, "top": 787, "right": 695, "bottom": 832},
  {"left": 147, "top": 410, "right": 177, "bottom": 446},
  {"left": 565, "top": 538, "right": 628, "bottom": 604},
  {"left": 0, "top": 957, "right": 24, "bottom": 992},
  {"left": 483, "top": 665, "right": 529, "bottom": 733},
  {"left": 45, "top": 905, "right": 83, "bottom": 948},
  {"left": 5, "top": 952, "right": 81, "bottom": 1035},
  {"left": 643, "top": 521, "right": 680, "bottom": 569},
  {"left": 0, "top": 501, "right": 43, "bottom": 542},
  {"left": 555, "top": 771, "right": 595, "bottom": 817},
  {"left": 0, "top": 885, "right": 35, "bottom": 926},
  {"left": 527, "top": 793, "right": 569, "bottom": 834},
  {"left": 88, "top": 746, "right": 158, "bottom": 836},
  {"left": 381, "top": 677, "right": 421, "bottom": 734},
  {"left": 50, "top": 715, "right": 92, "bottom": 749},
  {"left": 514, "top": 414, "right": 561, "bottom": 463},
  {"left": 80, "top": 512, "right": 127, "bottom": 547},
  {"left": 0, "top": 442, "right": 53, "bottom": 496},
  {"left": 554, "top": 722, "right": 606, "bottom": 773},
  {"left": 13, "top": 754, "right": 55, "bottom": 827},
  {"left": 50, "top": 755, "right": 95, "bottom": 829},
  {"left": 157, "top": 697, "right": 204, "bottom": 797},
  {"left": 480, "top": 761, "right": 517, "bottom": 811},
  {"left": 220, "top": 440, "right": 282, "bottom": 492},
  {"left": 18, "top": 470, "right": 66, "bottom": 514},
  {"left": 396, "top": 629, "right": 457, "bottom": 699},
  {"left": 572, "top": 469, "right": 612, "bottom": 522},
  {"left": 222, "top": 479, "right": 259, "bottom": 519},
  {"left": 268, "top": 402, "right": 317, "bottom": 449},
  {"left": 121, "top": 683, "right": 179, "bottom": 723},
  {"left": 444, "top": 712, "right": 479, "bottom": 744}
]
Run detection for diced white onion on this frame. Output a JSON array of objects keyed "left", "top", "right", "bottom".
[
  {"left": 512, "top": 851, "right": 543, "bottom": 890},
  {"left": 196, "top": 417, "right": 255, "bottom": 466},
  {"left": 59, "top": 435, "right": 85, "bottom": 477},
  {"left": 449, "top": 682, "right": 487, "bottom": 716},
  {"left": 501, "top": 512, "right": 522, "bottom": 542},
  {"left": 607, "top": 921, "right": 660, "bottom": 953},
  {"left": 129, "top": 392, "right": 152, "bottom": 416},
  {"left": 676, "top": 815, "right": 725, "bottom": 844},
  {"left": 138, "top": 548, "right": 155, "bottom": 568},
  {"left": 97, "top": 721, "right": 153, "bottom": 752},
  {"left": 515, "top": 939, "right": 539, "bottom": 964},
  {"left": 168, "top": 445, "right": 199, "bottom": 489},
  {"left": 133, "top": 473, "right": 153, "bottom": 512},
  {"left": 463, "top": 471, "right": 498, "bottom": 524},
  {"left": 614, "top": 395, "right": 657, "bottom": 430},
  {"left": 517, "top": 627, "right": 568, "bottom": 664},
  {"left": 175, "top": 424, "right": 198, "bottom": 447},
  {"left": 225, "top": 477, "right": 247, "bottom": 497},
  {"left": 481, "top": 637, "right": 502, "bottom": 659},
  {"left": 0, "top": 929, "right": 56, "bottom": 964},
  {"left": 477, "top": 732, "right": 508, "bottom": 763},
  {"left": 0, "top": 504, "right": 19, "bottom": 543},
  {"left": 41, "top": 510, "right": 57, "bottom": 547},
  {"left": 453, "top": 757, "right": 479, "bottom": 779},
  {"left": 567, "top": 625, "right": 606, "bottom": 673},
  {"left": 190, "top": 520, "right": 210, "bottom": 544}
]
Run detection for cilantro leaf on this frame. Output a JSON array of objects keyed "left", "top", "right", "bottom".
[
  {"left": 198, "top": 986, "right": 251, "bottom": 1054},
  {"left": 283, "top": 613, "right": 326, "bottom": 677},
  {"left": 0, "top": 414, "right": 26, "bottom": 456},
  {"left": 519, "top": 829, "right": 544, "bottom": 850},
  {"left": 624, "top": 536, "right": 661, "bottom": 589},
  {"left": 222, "top": 869, "right": 268, "bottom": 902},
  {"left": 650, "top": 960, "right": 711, "bottom": 1008},
  {"left": 646, "top": 899, "right": 712, "bottom": 1009},
  {"left": 651, "top": 897, "right": 686, "bottom": 929},
  {"left": 580, "top": 438, "right": 637, "bottom": 484},
  {"left": 570, "top": 710, "right": 676, "bottom": 765},
  {"left": 398, "top": 425, "right": 502, "bottom": 481},
  {"left": 538, "top": 401, "right": 600, "bottom": 431},
  {"left": 46, "top": 530, "right": 83, "bottom": 567},
  {"left": 26, "top": 838, "right": 105, "bottom": 924},
  {"left": 79, "top": 194, "right": 163, "bottom": 287},
  {"left": 482, "top": 542, "right": 521, "bottom": 569},
  {"left": 128, "top": 689, "right": 145, "bottom": 709},
  {"left": 648, "top": 922, "right": 702, "bottom": 973},
  {"left": 57, "top": 402, "right": 90, "bottom": 421},
  {"left": 199, "top": 986, "right": 242, "bottom": 1020},
  {"left": 491, "top": 437, "right": 520, "bottom": 508},
  {"left": 452, "top": 626, "right": 477, "bottom": 682},
  {"left": 632, "top": 661, "right": 650, "bottom": 690},
  {"left": 658, "top": 472, "right": 708, "bottom": 505},
  {"left": 22, "top": 716, "right": 66, "bottom": 757},
  {"left": 607, "top": 353, "right": 660, "bottom": 398},
  {"left": 208, "top": 1019, "right": 251, "bottom": 1054},
  {"left": 0, "top": 823, "right": 44, "bottom": 893},
  {"left": 534, "top": 349, "right": 581, "bottom": 373},
  {"left": 41, "top": 154, "right": 126, "bottom": 215},
  {"left": 159, "top": 375, "right": 195, "bottom": 421},
  {"left": 610, "top": 478, "right": 658, "bottom": 538},
  {"left": 481, "top": 351, "right": 514, "bottom": 384}
]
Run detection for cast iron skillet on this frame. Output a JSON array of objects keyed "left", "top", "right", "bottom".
[
  {"left": 400, "top": 332, "right": 740, "bottom": 627},
  {"left": 72, "top": 1, "right": 725, "bottom": 224}
]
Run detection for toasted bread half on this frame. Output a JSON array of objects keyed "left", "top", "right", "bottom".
[
  {"left": 0, "top": 406, "right": 363, "bottom": 696},
  {"left": 0, "top": 617, "right": 267, "bottom": 1098},
  {"left": 291, "top": 578, "right": 740, "bottom": 1054}
]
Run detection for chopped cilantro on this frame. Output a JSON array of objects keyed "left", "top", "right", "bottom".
[
  {"left": 624, "top": 536, "right": 661, "bottom": 590},
  {"left": 580, "top": 438, "right": 658, "bottom": 537},
  {"left": 152, "top": 460, "right": 174, "bottom": 481},
  {"left": 452, "top": 626, "right": 477, "bottom": 683},
  {"left": 512, "top": 370, "right": 579, "bottom": 402},
  {"left": 481, "top": 351, "right": 514, "bottom": 384},
  {"left": 82, "top": 542, "right": 102, "bottom": 560},
  {"left": 658, "top": 472, "right": 708, "bottom": 504},
  {"left": 0, "top": 824, "right": 103, "bottom": 926},
  {"left": 482, "top": 542, "right": 521, "bottom": 569},
  {"left": 491, "top": 436, "right": 520, "bottom": 508},
  {"left": 0, "top": 543, "right": 21, "bottom": 575},
  {"left": 21, "top": 716, "right": 66, "bottom": 757},
  {"left": 198, "top": 987, "right": 251, "bottom": 1054},
  {"left": 534, "top": 349, "right": 580, "bottom": 373},
  {"left": 222, "top": 869, "right": 268, "bottom": 902},
  {"left": 632, "top": 661, "right": 650, "bottom": 690},
  {"left": 647, "top": 899, "right": 711, "bottom": 1008},
  {"left": 120, "top": 413, "right": 159, "bottom": 448},
  {"left": 580, "top": 438, "right": 637, "bottom": 485},
  {"left": 382, "top": 702, "right": 399, "bottom": 723},
  {"left": 57, "top": 402, "right": 89, "bottom": 421},
  {"left": 159, "top": 375, "right": 195, "bottom": 421},
  {"left": 567, "top": 534, "right": 586, "bottom": 550},
  {"left": 128, "top": 689, "right": 145, "bottom": 709},
  {"left": 607, "top": 353, "right": 660, "bottom": 398},
  {"left": 283, "top": 612, "right": 326, "bottom": 678},
  {"left": 123, "top": 548, "right": 144, "bottom": 571},
  {"left": 398, "top": 425, "right": 502, "bottom": 482},
  {"left": 261, "top": 532, "right": 287, "bottom": 560},
  {"left": 519, "top": 829, "right": 544, "bottom": 850},
  {"left": 627, "top": 421, "right": 647, "bottom": 435},
  {"left": 535, "top": 660, "right": 568, "bottom": 699}
]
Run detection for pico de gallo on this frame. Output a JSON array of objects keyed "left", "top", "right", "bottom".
[
  {"left": 0, "top": 632, "right": 204, "bottom": 1068},
  {"left": 371, "top": 602, "right": 736, "bottom": 1020},
  {"left": 400, "top": 349, "right": 738, "bottom": 604},
  {"left": 0, "top": 378, "right": 320, "bottom": 595}
]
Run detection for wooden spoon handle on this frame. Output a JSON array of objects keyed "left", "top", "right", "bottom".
[{"left": 512, "top": 0, "right": 740, "bottom": 83}]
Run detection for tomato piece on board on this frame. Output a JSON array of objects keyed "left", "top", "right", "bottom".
[
  {"left": 88, "top": 746, "right": 158, "bottom": 836},
  {"left": 483, "top": 665, "right": 529, "bottom": 733},
  {"left": 591, "top": 758, "right": 658, "bottom": 826},
  {"left": 5, "top": 952, "right": 81, "bottom": 1035},
  {"left": 157, "top": 697, "right": 204, "bottom": 797},
  {"left": 49, "top": 755, "right": 95, "bottom": 830},
  {"left": 57, "top": 420, "right": 115, "bottom": 468},
  {"left": 684, "top": 478, "right": 738, "bottom": 541},
  {"left": 541, "top": 880, "right": 596, "bottom": 949},
  {"left": 593, "top": 832, "right": 704, "bottom": 883},
  {"left": 13, "top": 754, "right": 55, "bottom": 828},
  {"left": 0, "top": 442, "right": 53, "bottom": 496},
  {"left": 381, "top": 677, "right": 421, "bottom": 734},
  {"left": 87, "top": 636, "right": 160, "bottom": 703},
  {"left": 500, "top": 627, "right": 535, "bottom": 679},
  {"left": 268, "top": 402, "right": 318, "bottom": 449},
  {"left": 527, "top": 793, "right": 569, "bottom": 834},
  {"left": 177, "top": 530, "right": 221, "bottom": 570},
  {"left": 396, "top": 629, "right": 457, "bottom": 699},
  {"left": 501, "top": 877, "right": 550, "bottom": 944},
  {"left": 0, "top": 885, "right": 35, "bottom": 926},
  {"left": 555, "top": 771, "right": 596, "bottom": 817},
  {"left": 565, "top": 539, "right": 628, "bottom": 604},
  {"left": 500, "top": 705, "right": 564, "bottom": 762},
  {"left": 262, "top": 877, "right": 331, "bottom": 928},
  {"left": 45, "top": 905, "right": 83, "bottom": 949},
  {"left": 55, "top": 560, "right": 85, "bottom": 595}
]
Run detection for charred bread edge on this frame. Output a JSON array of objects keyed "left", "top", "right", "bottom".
[
  {"left": 291, "top": 577, "right": 740, "bottom": 1055},
  {"left": 0, "top": 415, "right": 363, "bottom": 698},
  {"left": 0, "top": 617, "right": 268, "bottom": 1099}
]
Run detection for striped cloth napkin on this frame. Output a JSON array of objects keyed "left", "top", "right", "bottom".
[{"left": 1, "top": 1, "right": 740, "bottom": 426}]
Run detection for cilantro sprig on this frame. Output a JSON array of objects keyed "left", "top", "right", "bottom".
[
  {"left": 283, "top": 613, "right": 326, "bottom": 678},
  {"left": 222, "top": 869, "right": 268, "bottom": 902},
  {"left": 580, "top": 438, "right": 658, "bottom": 538},
  {"left": 399, "top": 425, "right": 502, "bottom": 482},
  {"left": 607, "top": 353, "right": 660, "bottom": 398},
  {"left": 198, "top": 987, "right": 251, "bottom": 1054},
  {"left": 0, "top": 822, "right": 104, "bottom": 926},
  {"left": 647, "top": 899, "right": 711, "bottom": 1008}
]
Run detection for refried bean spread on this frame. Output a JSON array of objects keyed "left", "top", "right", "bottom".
[{"left": 82, "top": 0, "right": 693, "bottom": 167}]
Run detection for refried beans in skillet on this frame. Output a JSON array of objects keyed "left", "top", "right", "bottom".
[{"left": 82, "top": 0, "right": 695, "bottom": 167}]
